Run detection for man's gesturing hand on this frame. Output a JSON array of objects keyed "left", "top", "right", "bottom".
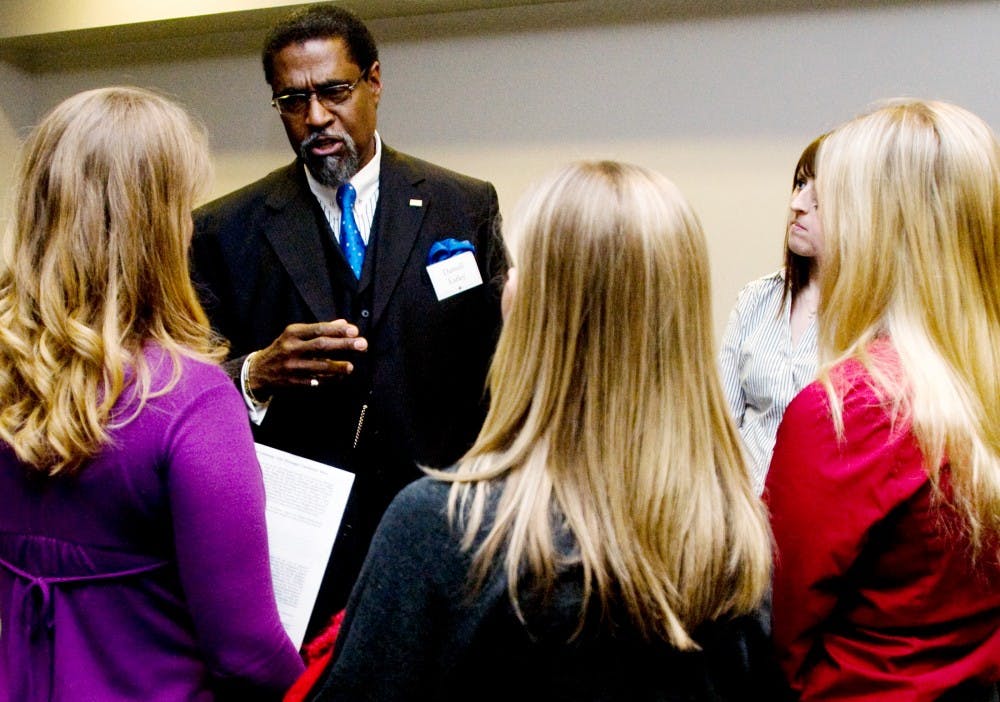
[{"left": 247, "top": 320, "right": 368, "bottom": 394}]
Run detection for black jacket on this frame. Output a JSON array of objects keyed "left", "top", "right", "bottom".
[{"left": 191, "top": 146, "right": 506, "bottom": 638}]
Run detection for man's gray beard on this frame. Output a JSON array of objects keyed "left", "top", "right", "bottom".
[{"left": 300, "top": 132, "right": 360, "bottom": 187}]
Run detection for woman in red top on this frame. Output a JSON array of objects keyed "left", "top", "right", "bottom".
[{"left": 766, "top": 99, "right": 1000, "bottom": 701}]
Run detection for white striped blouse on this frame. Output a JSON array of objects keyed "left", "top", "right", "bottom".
[{"left": 718, "top": 270, "right": 818, "bottom": 495}]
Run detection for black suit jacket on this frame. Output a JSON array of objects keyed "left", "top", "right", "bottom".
[{"left": 191, "top": 145, "right": 506, "bottom": 638}]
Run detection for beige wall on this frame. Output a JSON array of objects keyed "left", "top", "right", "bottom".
[{"left": 0, "top": 0, "right": 997, "bottom": 335}]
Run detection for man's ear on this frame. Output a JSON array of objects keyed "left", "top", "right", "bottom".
[{"left": 367, "top": 61, "right": 382, "bottom": 107}]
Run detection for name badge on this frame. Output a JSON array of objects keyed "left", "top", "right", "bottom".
[{"left": 426, "top": 251, "right": 483, "bottom": 301}]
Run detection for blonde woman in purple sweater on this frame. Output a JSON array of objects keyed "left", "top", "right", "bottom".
[{"left": 0, "top": 87, "right": 303, "bottom": 701}]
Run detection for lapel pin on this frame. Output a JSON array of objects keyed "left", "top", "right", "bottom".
[{"left": 409, "top": 199, "right": 423, "bottom": 207}]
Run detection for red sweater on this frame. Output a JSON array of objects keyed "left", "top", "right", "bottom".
[{"left": 766, "top": 353, "right": 1000, "bottom": 701}]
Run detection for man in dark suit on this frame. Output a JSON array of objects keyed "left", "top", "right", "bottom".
[{"left": 191, "top": 4, "right": 506, "bottom": 641}]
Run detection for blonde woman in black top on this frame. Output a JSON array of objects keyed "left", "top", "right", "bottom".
[{"left": 307, "top": 161, "right": 782, "bottom": 701}]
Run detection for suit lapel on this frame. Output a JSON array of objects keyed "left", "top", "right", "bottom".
[
  {"left": 371, "top": 147, "right": 427, "bottom": 330},
  {"left": 263, "top": 163, "right": 339, "bottom": 322}
]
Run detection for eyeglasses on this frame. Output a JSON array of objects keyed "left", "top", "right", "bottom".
[{"left": 271, "top": 72, "right": 367, "bottom": 116}]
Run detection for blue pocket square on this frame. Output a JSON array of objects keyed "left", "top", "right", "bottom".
[{"left": 427, "top": 238, "right": 475, "bottom": 265}]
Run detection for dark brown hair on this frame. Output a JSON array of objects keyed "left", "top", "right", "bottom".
[{"left": 780, "top": 134, "right": 826, "bottom": 309}]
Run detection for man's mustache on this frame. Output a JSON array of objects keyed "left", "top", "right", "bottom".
[{"left": 301, "top": 131, "right": 346, "bottom": 152}]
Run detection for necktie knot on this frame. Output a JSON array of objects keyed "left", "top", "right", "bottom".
[
  {"left": 336, "top": 182, "right": 357, "bottom": 210},
  {"left": 336, "top": 183, "right": 365, "bottom": 279}
]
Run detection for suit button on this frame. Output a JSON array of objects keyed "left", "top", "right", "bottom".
[{"left": 361, "top": 309, "right": 370, "bottom": 318}]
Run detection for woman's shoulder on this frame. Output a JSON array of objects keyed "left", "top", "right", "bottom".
[
  {"left": 732, "top": 270, "right": 785, "bottom": 312},
  {"left": 723, "top": 271, "right": 786, "bottom": 341},
  {"left": 142, "top": 344, "right": 229, "bottom": 387},
  {"left": 364, "top": 477, "right": 468, "bottom": 588},
  {"left": 380, "top": 476, "right": 453, "bottom": 536},
  {"left": 739, "top": 269, "right": 783, "bottom": 291},
  {"left": 785, "top": 350, "right": 904, "bottom": 452},
  {"left": 827, "top": 345, "right": 898, "bottom": 411},
  {"left": 136, "top": 344, "right": 237, "bottom": 413}
]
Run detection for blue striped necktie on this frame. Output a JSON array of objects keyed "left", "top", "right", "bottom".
[{"left": 336, "top": 183, "right": 365, "bottom": 279}]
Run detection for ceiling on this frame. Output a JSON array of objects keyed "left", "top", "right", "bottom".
[{"left": 0, "top": 0, "right": 950, "bottom": 72}]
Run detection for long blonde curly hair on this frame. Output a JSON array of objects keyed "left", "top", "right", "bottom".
[{"left": 0, "top": 86, "right": 225, "bottom": 476}]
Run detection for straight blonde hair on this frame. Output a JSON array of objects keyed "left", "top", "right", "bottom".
[
  {"left": 433, "top": 161, "right": 771, "bottom": 650},
  {"left": 0, "top": 86, "right": 225, "bottom": 476},
  {"left": 817, "top": 99, "right": 1000, "bottom": 554}
]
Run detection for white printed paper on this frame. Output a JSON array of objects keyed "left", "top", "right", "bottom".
[
  {"left": 426, "top": 251, "right": 483, "bottom": 300},
  {"left": 256, "top": 443, "right": 354, "bottom": 648}
]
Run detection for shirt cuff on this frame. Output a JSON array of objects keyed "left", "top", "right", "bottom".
[{"left": 240, "top": 352, "right": 271, "bottom": 425}]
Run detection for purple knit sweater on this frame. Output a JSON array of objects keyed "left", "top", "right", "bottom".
[{"left": 0, "top": 345, "right": 304, "bottom": 701}]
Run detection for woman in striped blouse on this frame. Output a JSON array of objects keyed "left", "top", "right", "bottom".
[{"left": 718, "top": 135, "right": 825, "bottom": 494}]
